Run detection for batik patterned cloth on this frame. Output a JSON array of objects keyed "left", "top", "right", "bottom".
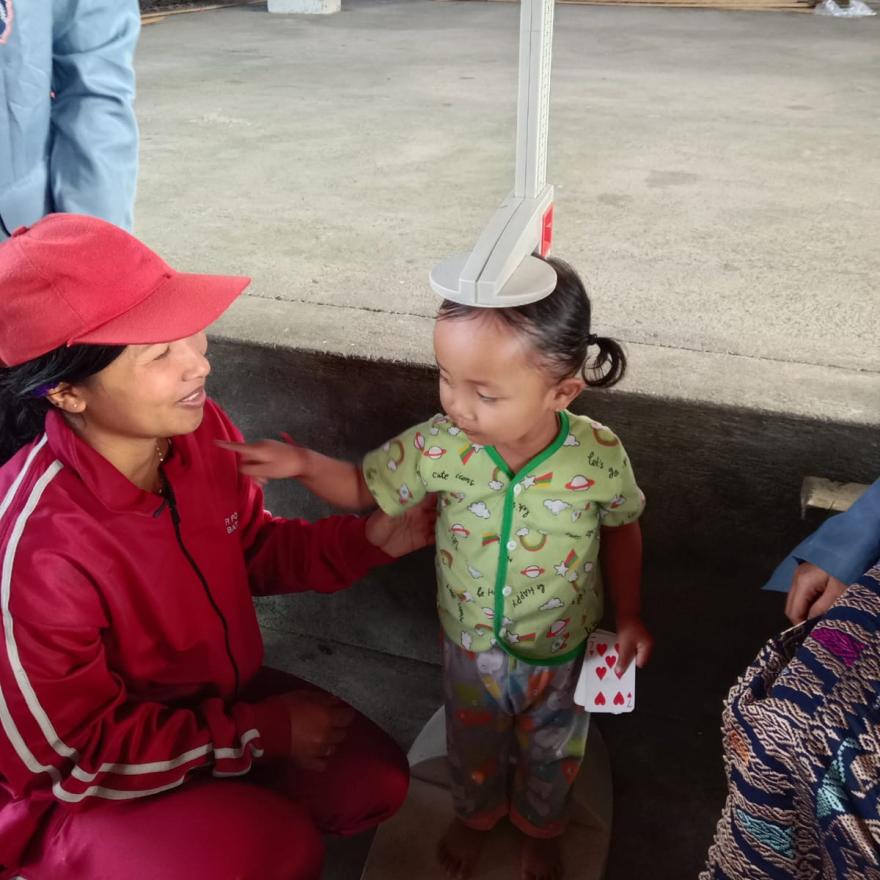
[{"left": 703, "top": 559, "right": 880, "bottom": 879}]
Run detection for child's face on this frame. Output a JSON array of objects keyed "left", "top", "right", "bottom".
[{"left": 433, "top": 313, "right": 582, "bottom": 451}]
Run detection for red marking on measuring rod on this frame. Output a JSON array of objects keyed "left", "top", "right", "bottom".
[{"left": 540, "top": 204, "right": 554, "bottom": 257}]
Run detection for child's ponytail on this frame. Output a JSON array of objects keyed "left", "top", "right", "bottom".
[{"left": 582, "top": 334, "right": 626, "bottom": 389}]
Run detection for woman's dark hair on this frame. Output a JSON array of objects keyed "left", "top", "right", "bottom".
[
  {"left": 437, "top": 256, "right": 626, "bottom": 388},
  {"left": 0, "top": 344, "right": 125, "bottom": 465}
]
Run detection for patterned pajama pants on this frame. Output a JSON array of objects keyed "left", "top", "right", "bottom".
[{"left": 442, "top": 635, "right": 590, "bottom": 838}]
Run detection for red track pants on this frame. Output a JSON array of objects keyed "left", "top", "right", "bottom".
[{"left": 12, "top": 668, "right": 409, "bottom": 880}]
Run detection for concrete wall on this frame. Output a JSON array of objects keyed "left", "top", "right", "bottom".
[
  {"left": 209, "top": 338, "right": 879, "bottom": 675},
  {"left": 208, "top": 338, "right": 878, "bottom": 876}
]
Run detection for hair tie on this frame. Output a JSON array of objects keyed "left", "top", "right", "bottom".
[
  {"left": 586, "top": 334, "right": 599, "bottom": 347},
  {"left": 30, "top": 383, "right": 57, "bottom": 399}
]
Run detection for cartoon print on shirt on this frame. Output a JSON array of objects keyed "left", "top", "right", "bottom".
[
  {"left": 563, "top": 433, "right": 579, "bottom": 447},
  {"left": 384, "top": 439, "right": 405, "bottom": 472},
  {"left": 591, "top": 422, "right": 620, "bottom": 447},
  {"left": 459, "top": 443, "right": 484, "bottom": 465},
  {"left": 550, "top": 634, "right": 570, "bottom": 654},
  {"left": 488, "top": 466, "right": 506, "bottom": 492},
  {"left": 504, "top": 629, "right": 537, "bottom": 646},
  {"left": 521, "top": 565, "right": 545, "bottom": 579},
  {"left": 544, "top": 499, "right": 571, "bottom": 516},
  {"left": 564, "top": 474, "right": 595, "bottom": 492},
  {"left": 450, "top": 523, "right": 471, "bottom": 539},
  {"left": 467, "top": 564, "right": 483, "bottom": 580},
  {"left": 430, "top": 414, "right": 452, "bottom": 436},
  {"left": 468, "top": 501, "right": 491, "bottom": 519},
  {"left": 520, "top": 472, "right": 552, "bottom": 492},
  {"left": 397, "top": 483, "right": 412, "bottom": 504},
  {"left": 546, "top": 619, "right": 569, "bottom": 639},
  {"left": 571, "top": 501, "right": 592, "bottom": 523},
  {"left": 517, "top": 527, "right": 548, "bottom": 552},
  {"left": 554, "top": 549, "right": 580, "bottom": 583},
  {"left": 539, "top": 597, "right": 565, "bottom": 612}
]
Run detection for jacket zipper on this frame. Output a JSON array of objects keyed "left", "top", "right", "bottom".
[{"left": 155, "top": 474, "right": 241, "bottom": 695}]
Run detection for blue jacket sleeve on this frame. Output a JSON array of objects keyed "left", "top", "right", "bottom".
[
  {"left": 49, "top": 0, "right": 140, "bottom": 230},
  {"left": 764, "top": 479, "right": 880, "bottom": 592}
]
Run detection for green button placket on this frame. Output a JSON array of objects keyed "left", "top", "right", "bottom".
[{"left": 485, "top": 412, "right": 584, "bottom": 666}]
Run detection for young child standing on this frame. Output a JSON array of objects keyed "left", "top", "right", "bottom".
[{"left": 222, "top": 258, "right": 653, "bottom": 880}]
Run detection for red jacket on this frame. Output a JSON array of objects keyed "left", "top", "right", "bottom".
[{"left": 0, "top": 399, "right": 389, "bottom": 866}]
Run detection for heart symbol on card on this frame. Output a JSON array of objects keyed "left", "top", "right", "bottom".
[
  {"left": 594, "top": 692, "right": 606, "bottom": 706},
  {"left": 596, "top": 643, "right": 607, "bottom": 656},
  {"left": 614, "top": 692, "right": 624, "bottom": 706},
  {"left": 605, "top": 655, "right": 617, "bottom": 668},
  {"left": 615, "top": 666, "right": 626, "bottom": 679},
  {"left": 596, "top": 667, "right": 607, "bottom": 680}
]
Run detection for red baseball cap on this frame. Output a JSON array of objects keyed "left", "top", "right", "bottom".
[{"left": 0, "top": 213, "right": 251, "bottom": 367}]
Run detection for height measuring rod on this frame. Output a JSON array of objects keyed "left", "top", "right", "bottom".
[{"left": 430, "top": 0, "right": 557, "bottom": 307}]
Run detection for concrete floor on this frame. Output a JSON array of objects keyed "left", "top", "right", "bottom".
[
  {"left": 259, "top": 558, "right": 787, "bottom": 880},
  {"left": 131, "top": 5, "right": 879, "bottom": 877},
  {"left": 134, "top": 0, "right": 879, "bottom": 425}
]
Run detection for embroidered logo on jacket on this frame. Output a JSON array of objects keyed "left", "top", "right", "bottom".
[
  {"left": 0, "top": 1, "right": 13, "bottom": 45},
  {"left": 224, "top": 512, "right": 240, "bottom": 535}
]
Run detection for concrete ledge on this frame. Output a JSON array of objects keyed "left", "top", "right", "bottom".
[
  {"left": 209, "top": 333, "right": 879, "bottom": 671},
  {"left": 211, "top": 296, "right": 880, "bottom": 427}
]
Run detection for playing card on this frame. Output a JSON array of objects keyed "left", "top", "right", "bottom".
[{"left": 574, "top": 629, "right": 636, "bottom": 714}]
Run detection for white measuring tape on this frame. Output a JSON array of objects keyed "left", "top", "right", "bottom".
[{"left": 430, "top": 0, "right": 557, "bottom": 307}]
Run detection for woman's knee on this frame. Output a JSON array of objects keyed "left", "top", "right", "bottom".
[
  {"left": 306, "top": 715, "right": 410, "bottom": 836},
  {"left": 18, "top": 779, "right": 326, "bottom": 880},
  {"left": 193, "top": 782, "right": 326, "bottom": 879}
]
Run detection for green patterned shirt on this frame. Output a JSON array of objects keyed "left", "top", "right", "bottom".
[{"left": 363, "top": 411, "right": 644, "bottom": 664}]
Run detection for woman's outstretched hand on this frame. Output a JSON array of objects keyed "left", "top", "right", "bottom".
[{"left": 365, "top": 496, "right": 437, "bottom": 558}]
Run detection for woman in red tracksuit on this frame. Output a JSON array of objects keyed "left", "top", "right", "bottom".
[{"left": 0, "top": 214, "right": 429, "bottom": 879}]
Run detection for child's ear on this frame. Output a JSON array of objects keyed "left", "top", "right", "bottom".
[{"left": 552, "top": 377, "right": 586, "bottom": 411}]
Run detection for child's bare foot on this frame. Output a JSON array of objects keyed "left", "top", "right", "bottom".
[
  {"left": 437, "top": 818, "right": 488, "bottom": 878},
  {"left": 520, "top": 833, "right": 564, "bottom": 880}
]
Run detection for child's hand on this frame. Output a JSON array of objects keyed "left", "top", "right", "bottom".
[
  {"left": 615, "top": 615, "right": 654, "bottom": 675},
  {"left": 217, "top": 434, "right": 308, "bottom": 482},
  {"left": 365, "top": 495, "right": 437, "bottom": 558}
]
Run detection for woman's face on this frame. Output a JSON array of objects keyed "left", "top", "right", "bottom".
[{"left": 74, "top": 332, "right": 211, "bottom": 441}]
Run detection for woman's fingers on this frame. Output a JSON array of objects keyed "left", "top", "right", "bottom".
[{"left": 785, "top": 563, "right": 829, "bottom": 624}]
